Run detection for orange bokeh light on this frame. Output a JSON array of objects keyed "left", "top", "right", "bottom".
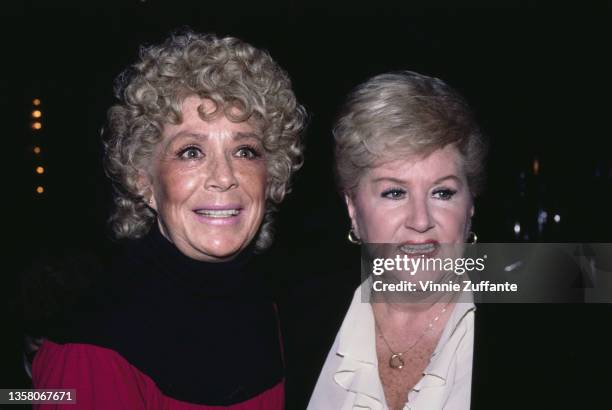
[
  {"left": 36, "top": 166, "right": 45, "bottom": 174},
  {"left": 36, "top": 186, "right": 44, "bottom": 194}
]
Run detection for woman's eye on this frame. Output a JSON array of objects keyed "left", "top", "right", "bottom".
[
  {"left": 381, "top": 188, "right": 406, "bottom": 200},
  {"left": 432, "top": 188, "right": 457, "bottom": 200},
  {"left": 178, "top": 146, "right": 203, "bottom": 160},
  {"left": 235, "top": 145, "right": 261, "bottom": 159}
]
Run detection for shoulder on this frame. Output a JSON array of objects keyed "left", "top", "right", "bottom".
[{"left": 32, "top": 340, "right": 158, "bottom": 409}]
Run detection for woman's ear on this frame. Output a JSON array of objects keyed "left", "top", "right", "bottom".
[
  {"left": 344, "top": 193, "right": 360, "bottom": 234},
  {"left": 137, "top": 170, "right": 157, "bottom": 211},
  {"left": 465, "top": 204, "right": 475, "bottom": 239}
]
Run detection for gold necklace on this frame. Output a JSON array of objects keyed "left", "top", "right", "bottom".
[{"left": 374, "top": 303, "right": 449, "bottom": 370}]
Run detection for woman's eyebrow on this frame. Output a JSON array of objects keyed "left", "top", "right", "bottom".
[
  {"left": 168, "top": 131, "right": 261, "bottom": 141},
  {"left": 369, "top": 175, "right": 464, "bottom": 186},
  {"left": 233, "top": 131, "right": 262, "bottom": 141},
  {"left": 159, "top": 132, "right": 202, "bottom": 152},
  {"left": 166, "top": 131, "right": 207, "bottom": 142},
  {"left": 432, "top": 174, "right": 463, "bottom": 185},
  {"left": 370, "top": 176, "right": 406, "bottom": 185}
]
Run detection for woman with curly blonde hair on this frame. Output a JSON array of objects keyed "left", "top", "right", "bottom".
[{"left": 31, "top": 30, "right": 306, "bottom": 409}]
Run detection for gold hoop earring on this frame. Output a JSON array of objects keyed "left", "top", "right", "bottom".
[
  {"left": 467, "top": 231, "right": 478, "bottom": 244},
  {"left": 347, "top": 228, "right": 361, "bottom": 245}
]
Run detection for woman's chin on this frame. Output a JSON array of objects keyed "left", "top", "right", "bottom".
[
  {"left": 202, "top": 246, "right": 244, "bottom": 262},
  {"left": 171, "top": 238, "right": 244, "bottom": 262}
]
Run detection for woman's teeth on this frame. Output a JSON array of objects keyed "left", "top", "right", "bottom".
[
  {"left": 195, "top": 209, "right": 240, "bottom": 217},
  {"left": 399, "top": 243, "right": 437, "bottom": 255}
]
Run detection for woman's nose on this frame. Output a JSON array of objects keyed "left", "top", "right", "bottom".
[
  {"left": 204, "top": 155, "right": 238, "bottom": 191},
  {"left": 404, "top": 195, "right": 434, "bottom": 233}
]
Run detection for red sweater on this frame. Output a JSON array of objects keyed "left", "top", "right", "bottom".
[{"left": 33, "top": 340, "right": 284, "bottom": 410}]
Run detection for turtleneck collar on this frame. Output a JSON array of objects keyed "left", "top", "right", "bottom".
[{"left": 116, "top": 223, "right": 265, "bottom": 299}]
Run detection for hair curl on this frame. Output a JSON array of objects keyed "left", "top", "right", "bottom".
[
  {"left": 334, "top": 71, "right": 487, "bottom": 198},
  {"left": 104, "top": 31, "right": 306, "bottom": 251}
]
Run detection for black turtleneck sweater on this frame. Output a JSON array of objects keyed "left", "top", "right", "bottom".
[{"left": 47, "top": 225, "right": 284, "bottom": 405}]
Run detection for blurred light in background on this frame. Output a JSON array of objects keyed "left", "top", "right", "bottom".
[
  {"left": 537, "top": 210, "right": 548, "bottom": 235},
  {"left": 31, "top": 98, "right": 46, "bottom": 199}
]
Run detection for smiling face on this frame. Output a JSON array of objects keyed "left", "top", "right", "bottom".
[
  {"left": 143, "top": 96, "right": 267, "bottom": 262},
  {"left": 346, "top": 144, "right": 474, "bottom": 253}
]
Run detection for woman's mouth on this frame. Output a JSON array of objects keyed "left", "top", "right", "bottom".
[
  {"left": 193, "top": 206, "right": 243, "bottom": 225},
  {"left": 398, "top": 241, "right": 439, "bottom": 257},
  {"left": 194, "top": 209, "right": 241, "bottom": 218}
]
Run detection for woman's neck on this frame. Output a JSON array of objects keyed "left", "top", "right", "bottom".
[{"left": 371, "top": 291, "right": 456, "bottom": 327}]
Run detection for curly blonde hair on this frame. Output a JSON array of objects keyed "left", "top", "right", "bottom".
[{"left": 104, "top": 31, "right": 306, "bottom": 251}]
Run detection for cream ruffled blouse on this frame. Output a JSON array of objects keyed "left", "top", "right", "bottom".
[{"left": 308, "top": 287, "right": 475, "bottom": 410}]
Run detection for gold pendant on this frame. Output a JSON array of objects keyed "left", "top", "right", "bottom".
[{"left": 389, "top": 353, "right": 405, "bottom": 369}]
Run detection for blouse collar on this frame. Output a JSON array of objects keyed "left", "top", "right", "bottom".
[{"left": 333, "top": 285, "right": 475, "bottom": 406}]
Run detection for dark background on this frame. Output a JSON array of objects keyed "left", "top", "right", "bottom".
[{"left": 1, "top": 0, "right": 611, "bottom": 408}]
